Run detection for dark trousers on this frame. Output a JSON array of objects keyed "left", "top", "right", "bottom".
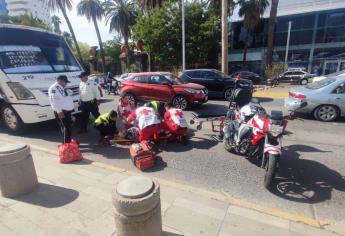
[
  {"left": 95, "top": 123, "right": 118, "bottom": 138},
  {"left": 54, "top": 110, "right": 72, "bottom": 143},
  {"left": 80, "top": 100, "right": 100, "bottom": 131}
]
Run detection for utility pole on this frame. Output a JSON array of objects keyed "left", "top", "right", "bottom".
[
  {"left": 182, "top": 0, "right": 186, "bottom": 71},
  {"left": 221, "top": 0, "right": 228, "bottom": 74},
  {"left": 284, "top": 21, "right": 292, "bottom": 70}
]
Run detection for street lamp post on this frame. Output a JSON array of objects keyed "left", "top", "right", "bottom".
[
  {"left": 182, "top": 0, "right": 186, "bottom": 71},
  {"left": 284, "top": 21, "right": 292, "bottom": 70}
]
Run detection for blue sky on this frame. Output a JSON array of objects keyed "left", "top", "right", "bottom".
[{"left": 56, "top": 0, "right": 116, "bottom": 46}]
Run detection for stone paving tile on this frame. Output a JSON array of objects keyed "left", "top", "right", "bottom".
[
  {"left": 290, "top": 222, "right": 340, "bottom": 236},
  {"left": 163, "top": 205, "right": 223, "bottom": 236},
  {"left": 163, "top": 225, "right": 184, "bottom": 236},
  {"left": 0, "top": 223, "right": 15, "bottom": 236},
  {"left": 82, "top": 211, "right": 115, "bottom": 236},
  {"left": 82, "top": 186, "right": 112, "bottom": 202},
  {"left": 222, "top": 212, "right": 290, "bottom": 236},
  {"left": 173, "top": 197, "right": 227, "bottom": 220}
]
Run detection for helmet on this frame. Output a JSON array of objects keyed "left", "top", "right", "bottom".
[
  {"left": 232, "top": 88, "right": 252, "bottom": 107},
  {"left": 240, "top": 104, "right": 266, "bottom": 121}
]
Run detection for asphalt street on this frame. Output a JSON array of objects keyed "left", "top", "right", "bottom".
[{"left": 0, "top": 92, "right": 344, "bottom": 228}]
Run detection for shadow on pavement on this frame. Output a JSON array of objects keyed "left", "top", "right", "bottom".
[
  {"left": 271, "top": 144, "right": 345, "bottom": 204},
  {"left": 14, "top": 183, "right": 79, "bottom": 208},
  {"left": 163, "top": 231, "right": 184, "bottom": 236},
  {"left": 162, "top": 136, "right": 218, "bottom": 153},
  {"left": 256, "top": 97, "right": 274, "bottom": 103}
]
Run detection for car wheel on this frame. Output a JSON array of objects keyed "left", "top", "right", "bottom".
[
  {"left": 224, "top": 88, "right": 232, "bottom": 101},
  {"left": 172, "top": 95, "right": 189, "bottom": 110},
  {"left": 300, "top": 79, "right": 308, "bottom": 85},
  {"left": 1, "top": 105, "right": 26, "bottom": 134},
  {"left": 124, "top": 93, "right": 136, "bottom": 104},
  {"left": 314, "top": 105, "right": 339, "bottom": 122}
]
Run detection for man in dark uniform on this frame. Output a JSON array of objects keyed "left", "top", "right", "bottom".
[
  {"left": 78, "top": 72, "right": 101, "bottom": 133},
  {"left": 48, "top": 75, "right": 74, "bottom": 143}
]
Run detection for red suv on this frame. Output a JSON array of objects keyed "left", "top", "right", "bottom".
[{"left": 119, "top": 72, "right": 208, "bottom": 110}]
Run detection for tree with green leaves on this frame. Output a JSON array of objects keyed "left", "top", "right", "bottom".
[
  {"left": 133, "top": 1, "right": 219, "bottom": 70},
  {"left": 8, "top": 14, "right": 51, "bottom": 30},
  {"left": 63, "top": 31, "right": 73, "bottom": 47},
  {"left": 103, "top": 0, "right": 137, "bottom": 68},
  {"left": 238, "top": 0, "right": 269, "bottom": 64},
  {"left": 77, "top": 0, "right": 106, "bottom": 73},
  {"left": 266, "top": 0, "right": 279, "bottom": 66},
  {"left": 52, "top": 15, "right": 62, "bottom": 34},
  {"left": 48, "top": 0, "right": 83, "bottom": 64}
]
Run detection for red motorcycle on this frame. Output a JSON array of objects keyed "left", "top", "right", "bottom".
[{"left": 223, "top": 100, "right": 306, "bottom": 189}]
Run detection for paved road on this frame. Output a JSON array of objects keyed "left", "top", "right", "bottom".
[{"left": 1, "top": 93, "right": 344, "bottom": 228}]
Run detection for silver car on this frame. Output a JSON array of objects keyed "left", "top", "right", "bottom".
[{"left": 285, "top": 76, "right": 345, "bottom": 122}]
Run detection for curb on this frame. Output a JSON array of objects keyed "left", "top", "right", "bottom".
[{"left": 0, "top": 136, "right": 343, "bottom": 235}]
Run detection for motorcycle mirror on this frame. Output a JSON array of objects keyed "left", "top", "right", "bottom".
[{"left": 251, "top": 98, "right": 260, "bottom": 104}]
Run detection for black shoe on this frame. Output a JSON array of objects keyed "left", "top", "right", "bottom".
[{"left": 77, "top": 130, "right": 88, "bottom": 134}]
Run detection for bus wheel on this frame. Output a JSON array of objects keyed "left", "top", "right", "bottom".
[{"left": 1, "top": 105, "right": 26, "bottom": 134}]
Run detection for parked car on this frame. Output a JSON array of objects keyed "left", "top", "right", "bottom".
[
  {"left": 312, "top": 70, "right": 345, "bottom": 83},
  {"left": 119, "top": 72, "right": 208, "bottom": 110},
  {"left": 285, "top": 76, "right": 345, "bottom": 122},
  {"left": 278, "top": 70, "right": 315, "bottom": 85},
  {"left": 230, "top": 71, "right": 261, "bottom": 84},
  {"left": 180, "top": 69, "right": 253, "bottom": 100}
]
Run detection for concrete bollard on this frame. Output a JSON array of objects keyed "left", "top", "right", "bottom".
[
  {"left": 0, "top": 142, "right": 38, "bottom": 198},
  {"left": 113, "top": 176, "right": 162, "bottom": 236}
]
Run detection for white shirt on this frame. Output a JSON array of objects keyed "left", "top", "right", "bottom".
[
  {"left": 168, "top": 108, "right": 188, "bottom": 128},
  {"left": 79, "top": 79, "right": 101, "bottom": 102},
  {"left": 135, "top": 107, "right": 160, "bottom": 129},
  {"left": 48, "top": 82, "right": 74, "bottom": 113}
]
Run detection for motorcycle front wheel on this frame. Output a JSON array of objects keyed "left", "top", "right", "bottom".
[
  {"left": 224, "top": 138, "right": 236, "bottom": 153},
  {"left": 264, "top": 154, "right": 279, "bottom": 190}
]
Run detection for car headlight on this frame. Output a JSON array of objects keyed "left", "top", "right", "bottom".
[
  {"left": 269, "top": 124, "right": 284, "bottom": 137},
  {"left": 7, "top": 82, "right": 35, "bottom": 100},
  {"left": 185, "top": 88, "right": 197, "bottom": 94}
]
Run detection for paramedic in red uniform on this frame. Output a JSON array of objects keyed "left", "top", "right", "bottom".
[
  {"left": 117, "top": 96, "right": 136, "bottom": 129},
  {"left": 163, "top": 103, "right": 188, "bottom": 138},
  {"left": 127, "top": 103, "right": 161, "bottom": 142}
]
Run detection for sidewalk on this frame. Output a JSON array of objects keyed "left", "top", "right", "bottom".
[{"left": 0, "top": 148, "right": 341, "bottom": 236}]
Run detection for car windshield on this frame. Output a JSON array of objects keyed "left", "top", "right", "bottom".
[
  {"left": 0, "top": 28, "right": 81, "bottom": 74},
  {"left": 306, "top": 78, "right": 336, "bottom": 89},
  {"left": 162, "top": 73, "right": 188, "bottom": 84}
]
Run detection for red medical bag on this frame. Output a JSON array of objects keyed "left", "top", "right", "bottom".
[
  {"left": 58, "top": 140, "right": 83, "bottom": 164},
  {"left": 129, "top": 141, "right": 156, "bottom": 171}
]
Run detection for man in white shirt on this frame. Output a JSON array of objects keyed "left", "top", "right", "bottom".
[
  {"left": 78, "top": 72, "right": 101, "bottom": 133},
  {"left": 48, "top": 75, "right": 74, "bottom": 143}
]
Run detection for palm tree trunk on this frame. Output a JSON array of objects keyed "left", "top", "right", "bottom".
[
  {"left": 93, "top": 15, "right": 106, "bottom": 73},
  {"left": 266, "top": 0, "right": 279, "bottom": 66},
  {"left": 125, "top": 37, "right": 130, "bottom": 71},
  {"left": 59, "top": 3, "right": 83, "bottom": 65}
]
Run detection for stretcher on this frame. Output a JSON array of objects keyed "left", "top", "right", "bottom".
[
  {"left": 113, "top": 135, "right": 170, "bottom": 143},
  {"left": 190, "top": 111, "right": 227, "bottom": 132}
]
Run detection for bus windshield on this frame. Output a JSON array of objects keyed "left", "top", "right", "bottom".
[{"left": 0, "top": 27, "right": 81, "bottom": 74}]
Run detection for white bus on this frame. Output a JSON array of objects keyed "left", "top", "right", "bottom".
[{"left": 0, "top": 24, "right": 82, "bottom": 133}]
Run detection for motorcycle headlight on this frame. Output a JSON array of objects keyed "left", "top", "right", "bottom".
[
  {"left": 269, "top": 124, "right": 284, "bottom": 137},
  {"left": 7, "top": 82, "right": 35, "bottom": 100},
  {"left": 185, "top": 88, "right": 197, "bottom": 94}
]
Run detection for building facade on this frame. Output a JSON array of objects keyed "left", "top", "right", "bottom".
[
  {"left": 0, "top": 0, "right": 7, "bottom": 15},
  {"left": 229, "top": 0, "right": 345, "bottom": 76},
  {"left": 6, "top": 0, "right": 50, "bottom": 24}
]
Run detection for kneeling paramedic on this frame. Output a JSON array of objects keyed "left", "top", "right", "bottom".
[
  {"left": 94, "top": 110, "right": 118, "bottom": 145},
  {"left": 163, "top": 103, "right": 188, "bottom": 139},
  {"left": 127, "top": 103, "right": 161, "bottom": 142}
]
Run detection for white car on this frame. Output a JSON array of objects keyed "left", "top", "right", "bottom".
[{"left": 312, "top": 70, "right": 345, "bottom": 83}]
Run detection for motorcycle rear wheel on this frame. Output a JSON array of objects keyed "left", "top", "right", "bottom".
[{"left": 264, "top": 154, "right": 279, "bottom": 190}]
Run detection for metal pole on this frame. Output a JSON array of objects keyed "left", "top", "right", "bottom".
[
  {"left": 221, "top": 0, "right": 228, "bottom": 74},
  {"left": 284, "top": 21, "right": 292, "bottom": 70},
  {"left": 147, "top": 52, "right": 151, "bottom": 72},
  {"left": 182, "top": 0, "right": 186, "bottom": 71}
]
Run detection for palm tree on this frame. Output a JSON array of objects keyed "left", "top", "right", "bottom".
[
  {"left": 138, "top": 0, "right": 162, "bottom": 11},
  {"left": 63, "top": 31, "right": 73, "bottom": 47},
  {"left": 103, "top": 0, "right": 137, "bottom": 68},
  {"left": 52, "top": 15, "right": 62, "bottom": 34},
  {"left": 48, "top": 0, "right": 83, "bottom": 64},
  {"left": 266, "top": 0, "right": 279, "bottom": 66},
  {"left": 238, "top": 0, "right": 269, "bottom": 64},
  {"left": 77, "top": 0, "right": 106, "bottom": 73}
]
